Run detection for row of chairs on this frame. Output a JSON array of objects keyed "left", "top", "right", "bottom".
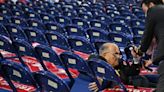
[{"left": 0, "top": 35, "right": 127, "bottom": 91}]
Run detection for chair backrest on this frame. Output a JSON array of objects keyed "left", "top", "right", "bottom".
[
  {"left": 24, "top": 27, "right": 48, "bottom": 45},
  {"left": 27, "top": 19, "right": 46, "bottom": 31},
  {"left": 132, "top": 26, "right": 144, "bottom": 36},
  {"left": 40, "top": 13, "right": 55, "bottom": 23},
  {"left": 0, "top": 60, "right": 38, "bottom": 91},
  {"left": 65, "top": 24, "right": 87, "bottom": 37},
  {"left": 109, "top": 22, "right": 131, "bottom": 35},
  {"left": 0, "top": 14, "right": 9, "bottom": 24},
  {"left": 130, "top": 19, "right": 145, "bottom": 27},
  {"left": 63, "top": 11, "right": 77, "bottom": 19},
  {"left": 72, "top": 17, "right": 89, "bottom": 29},
  {"left": 87, "top": 28, "right": 110, "bottom": 43},
  {"left": 5, "top": 24, "right": 28, "bottom": 41},
  {"left": 55, "top": 15, "right": 71, "bottom": 27},
  {"left": 88, "top": 59, "right": 127, "bottom": 92},
  {"left": 46, "top": 31, "right": 70, "bottom": 51},
  {"left": 10, "top": 16, "right": 28, "bottom": 27},
  {"left": 0, "top": 35, "right": 15, "bottom": 54},
  {"left": 68, "top": 36, "right": 96, "bottom": 54},
  {"left": 109, "top": 32, "right": 130, "bottom": 46},
  {"left": 60, "top": 52, "right": 91, "bottom": 74},
  {"left": 25, "top": 11, "right": 41, "bottom": 20},
  {"left": 34, "top": 71, "right": 70, "bottom": 92},
  {"left": 0, "top": 7, "right": 13, "bottom": 16},
  {"left": 90, "top": 20, "right": 108, "bottom": 30},
  {"left": 12, "top": 39, "right": 36, "bottom": 57},
  {"left": 95, "top": 15, "right": 112, "bottom": 25},
  {"left": 78, "top": 13, "right": 93, "bottom": 21},
  {"left": 45, "top": 22, "right": 66, "bottom": 35},
  {"left": 35, "top": 45, "right": 63, "bottom": 66},
  {"left": 0, "top": 24, "right": 10, "bottom": 37}
]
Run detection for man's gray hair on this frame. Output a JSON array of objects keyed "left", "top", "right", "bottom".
[{"left": 99, "top": 43, "right": 113, "bottom": 56}]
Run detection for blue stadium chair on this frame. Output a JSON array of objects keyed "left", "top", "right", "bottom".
[
  {"left": 0, "top": 14, "right": 9, "bottom": 24},
  {"left": 0, "top": 3, "right": 8, "bottom": 8},
  {"left": 47, "top": 9, "right": 62, "bottom": 17},
  {"left": 106, "top": 4, "right": 117, "bottom": 11},
  {"left": 60, "top": 52, "right": 96, "bottom": 92},
  {"left": 0, "top": 35, "right": 16, "bottom": 58},
  {"left": 9, "top": 4, "right": 22, "bottom": 10},
  {"left": 95, "top": 15, "right": 112, "bottom": 25},
  {"left": 0, "top": 24, "right": 10, "bottom": 38},
  {"left": 34, "top": 71, "right": 70, "bottom": 92},
  {"left": 5, "top": 24, "right": 28, "bottom": 41},
  {"left": 12, "top": 39, "right": 46, "bottom": 70},
  {"left": 76, "top": 7, "right": 90, "bottom": 14},
  {"left": 27, "top": 19, "right": 46, "bottom": 31},
  {"left": 21, "top": 5, "right": 34, "bottom": 13},
  {"left": 90, "top": 20, "right": 108, "bottom": 30},
  {"left": 109, "top": 22, "right": 132, "bottom": 35},
  {"left": 0, "top": 60, "right": 39, "bottom": 92},
  {"left": 25, "top": 11, "right": 41, "bottom": 20},
  {"left": 62, "top": 5, "right": 74, "bottom": 12},
  {"left": 91, "top": 9, "right": 105, "bottom": 17},
  {"left": 107, "top": 11, "right": 120, "bottom": 18},
  {"left": 33, "top": 7, "right": 47, "bottom": 14},
  {"left": 63, "top": 11, "right": 77, "bottom": 19},
  {"left": 132, "top": 7, "right": 142, "bottom": 13},
  {"left": 35, "top": 45, "right": 63, "bottom": 67},
  {"left": 10, "top": 16, "right": 28, "bottom": 27},
  {"left": 60, "top": 51, "right": 92, "bottom": 74},
  {"left": 45, "top": 31, "right": 70, "bottom": 52},
  {"left": 55, "top": 15, "right": 71, "bottom": 27},
  {"left": 11, "top": 9, "right": 25, "bottom": 18},
  {"left": 12, "top": 39, "right": 37, "bottom": 58},
  {"left": 24, "top": 28, "right": 48, "bottom": 46},
  {"left": 113, "top": 16, "right": 129, "bottom": 25},
  {"left": 45, "top": 22, "right": 66, "bottom": 35},
  {"left": 78, "top": 13, "right": 93, "bottom": 21},
  {"left": 68, "top": 36, "right": 96, "bottom": 54},
  {"left": 132, "top": 26, "right": 144, "bottom": 36},
  {"left": 65, "top": 24, "right": 87, "bottom": 37},
  {"left": 0, "top": 7, "right": 13, "bottom": 17},
  {"left": 54, "top": 2, "right": 63, "bottom": 9},
  {"left": 87, "top": 28, "right": 110, "bottom": 43},
  {"left": 40, "top": 13, "right": 55, "bottom": 23},
  {"left": 72, "top": 17, "right": 90, "bottom": 29},
  {"left": 119, "top": 10, "right": 132, "bottom": 15},
  {"left": 135, "top": 12, "right": 145, "bottom": 20},
  {"left": 121, "top": 13, "right": 137, "bottom": 21},
  {"left": 108, "top": 32, "right": 130, "bottom": 56},
  {"left": 88, "top": 59, "right": 127, "bottom": 92},
  {"left": 130, "top": 19, "right": 145, "bottom": 27}
]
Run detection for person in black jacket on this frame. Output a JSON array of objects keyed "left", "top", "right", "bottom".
[
  {"left": 88, "top": 43, "right": 149, "bottom": 92},
  {"left": 134, "top": 0, "right": 164, "bottom": 92}
]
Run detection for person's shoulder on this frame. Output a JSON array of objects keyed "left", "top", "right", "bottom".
[{"left": 150, "top": 5, "right": 164, "bottom": 12}]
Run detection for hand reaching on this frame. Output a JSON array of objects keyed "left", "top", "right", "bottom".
[{"left": 88, "top": 82, "right": 99, "bottom": 92}]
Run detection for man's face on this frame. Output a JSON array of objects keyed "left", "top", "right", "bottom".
[
  {"left": 142, "top": 3, "right": 149, "bottom": 14},
  {"left": 105, "top": 46, "right": 121, "bottom": 67},
  {"left": 142, "top": 2, "right": 155, "bottom": 15}
]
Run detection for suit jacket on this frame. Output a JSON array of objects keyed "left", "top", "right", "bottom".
[{"left": 140, "top": 5, "right": 164, "bottom": 65}]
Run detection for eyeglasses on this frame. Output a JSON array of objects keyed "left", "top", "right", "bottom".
[{"left": 104, "top": 51, "right": 121, "bottom": 58}]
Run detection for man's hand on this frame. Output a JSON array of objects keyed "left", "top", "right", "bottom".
[
  {"left": 144, "top": 59, "right": 153, "bottom": 67},
  {"left": 88, "top": 82, "right": 99, "bottom": 92},
  {"left": 88, "top": 77, "right": 102, "bottom": 92},
  {"left": 130, "top": 45, "right": 141, "bottom": 58}
]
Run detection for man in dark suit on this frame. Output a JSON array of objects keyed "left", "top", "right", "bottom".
[{"left": 137, "top": 0, "right": 164, "bottom": 92}]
